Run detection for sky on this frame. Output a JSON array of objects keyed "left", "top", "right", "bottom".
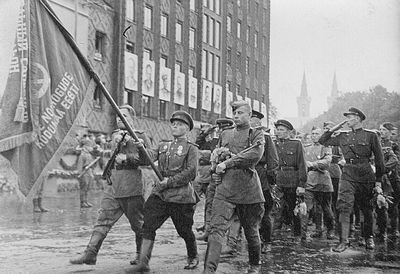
[{"left": 270, "top": 0, "right": 400, "bottom": 118}]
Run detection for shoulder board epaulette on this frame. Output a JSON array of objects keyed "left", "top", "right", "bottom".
[
  {"left": 337, "top": 130, "right": 350, "bottom": 134},
  {"left": 303, "top": 143, "right": 312, "bottom": 147},
  {"left": 289, "top": 138, "right": 301, "bottom": 142},
  {"left": 187, "top": 141, "right": 199, "bottom": 148},
  {"left": 364, "top": 129, "right": 377, "bottom": 134},
  {"left": 160, "top": 139, "right": 172, "bottom": 143}
]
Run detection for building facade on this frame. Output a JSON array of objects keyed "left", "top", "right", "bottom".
[{"left": 50, "top": 0, "right": 271, "bottom": 143}]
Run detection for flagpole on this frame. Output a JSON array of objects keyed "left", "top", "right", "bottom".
[{"left": 39, "top": 0, "right": 164, "bottom": 181}]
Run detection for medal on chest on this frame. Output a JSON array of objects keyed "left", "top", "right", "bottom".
[{"left": 177, "top": 145, "right": 183, "bottom": 156}]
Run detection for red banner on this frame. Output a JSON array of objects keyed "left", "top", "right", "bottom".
[{"left": 0, "top": 0, "right": 95, "bottom": 196}]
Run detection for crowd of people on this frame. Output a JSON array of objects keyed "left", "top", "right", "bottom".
[{"left": 66, "top": 101, "right": 399, "bottom": 274}]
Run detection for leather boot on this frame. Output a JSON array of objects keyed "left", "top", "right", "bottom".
[
  {"left": 37, "top": 198, "right": 49, "bottom": 212},
  {"left": 333, "top": 221, "right": 350, "bottom": 253},
  {"left": 125, "top": 239, "right": 154, "bottom": 273},
  {"left": 70, "top": 231, "right": 105, "bottom": 265},
  {"left": 184, "top": 237, "right": 198, "bottom": 269},
  {"left": 33, "top": 198, "right": 42, "bottom": 213},
  {"left": 130, "top": 234, "right": 142, "bottom": 265},
  {"left": 247, "top": 244, "right": 261, "bottom": 274},
  {"left": 203, "top": 240, "right": 222, "bottom": 274}
]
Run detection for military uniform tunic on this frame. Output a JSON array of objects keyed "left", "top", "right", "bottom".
[
  {"left": 214, "top": 125, "right": 265, "bottom": 204},
  {"left": 319, "top": 128, "right": 384, "bottom": 183}
]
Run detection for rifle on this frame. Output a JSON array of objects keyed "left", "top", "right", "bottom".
[
  {"left": 102, "top": 132, "right": 127, "bottom": 185},
  {"left": 78, "top": 156, "right": 100, "bottom": 178}
]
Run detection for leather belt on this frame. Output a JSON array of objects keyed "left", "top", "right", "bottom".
[{"left": 345, "top": 158, "right": 369, "bottom": 164}]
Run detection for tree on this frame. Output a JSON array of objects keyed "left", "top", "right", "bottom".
[{"left": 301, "top": 85, "right": 400, "bottom": 132}]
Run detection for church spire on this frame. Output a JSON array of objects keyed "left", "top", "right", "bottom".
[
  {"left": 327, "top": 71, "right": 339, "bottom": 108},
  {"left": 297, "top": 71, "right": 311, "bottom": 118}
]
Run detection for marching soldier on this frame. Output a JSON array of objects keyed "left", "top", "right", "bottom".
[
  {"left": 319, "top": 107, "right": 384, "bottom": 252},
  {"left": 203, "top": 101, "right": 265, "bottom": 274},
  {"left": 274, "top": 119, "right": 308, "bottom": 241},
  {"left": 378, "top": 122, "right": 400, "bottom": 239},
  {"left": 197, "top": 118, "right": 234, "bottom": 242},
  {"left": 302, "top": 127, "right": 335, "bottom": 240},
  {"left": 70, "top": 105, "right": 151, "bottom": 265},
  {"left": 126, "top": 111, "right": 199, "bottom": 273},
  {"left": 251, "top": 110, "right": 279, "bottom": 253}
]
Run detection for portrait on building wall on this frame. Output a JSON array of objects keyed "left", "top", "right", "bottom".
[
  {"left": 261, "top": 102, "right": 267, "bottom": 117},
  {"left": 159, "top": 66, "right": 171, "bottom": 101},
  {"left": 174, "top": 70, "right": 185, "bottom": 106},
  {"left": 124, "top": 52, "right": 138, "bottom": 91},
  {"left": 213, "top": 84, "right": 222, "bottom": 114},
  {"left": 188, "top": 76, "right": 197, "bottom": 108},
  {"left": 253, "top": 99, "right": 260, "bottom": 112},
  {"left": 226, "top": 90, "right": 233, "bottom": 118},
  {"left": 202, "top": 80, "right": 212, "bottom": 111},
  {"left": 142, "top": 59, "right": 155, "bottom": 97}
]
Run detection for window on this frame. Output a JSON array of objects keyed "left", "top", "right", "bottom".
[
  {"left": 237, "top": 0, "right": 241, "bottom": 6},
  {"left": 254, "top": 60, "right": 258, "bottom": 78},
  {"left": 143, "top": 48, "right": 152, "bottom": 60},
  {"left": 236, "top": 51, "right": 241, "bottom": 63},
  {"left": 227, "top": 15, "right": 232, "bottom": 33},
  {"left": 144, "top": 6, "right": 153, "bottom": 29},
  {"left": 246, "top": 57, "right": 250, "bottom": 74},
  {"left": 160, "top": 55, "right": 168, "bottom": 67},
  {"left": 246, "top": 0, "right": 250, "bottom": 10},
  {"left": 227, "top": 48, "right": 231, "bottom": 65},
  {"left": 214, "top": 55, "right": 220, "bottom": 83},
  {"left": 161, "top": 14, "right": 168, "bottom": 37},
  {"left": 226, "top": 81, "right": 232, "bottom": 91},
  {"left": 142, "top": 96, "right": 151, "bottom": 117},
  {"left": 237, "top": 20, "right": 241, "bottom": 38},
  {"left": 202, "top": 50, "right": 207, "bottom": 78},
  {"left": 215, "top": 0, "right": 220, "bottom": 14},
  {"left": 254, "top": 31, "right": 258, "bottom": 48},
  {"left": 246, "top": 26, "right": 250, "bottom": 43},
  {"left": 190, "top": 0, "right": 195, "bottom": 11},
  {"left": 126, "top": 0, "right": 135, "bottom": 21},
  {"left": 236, "top": 84, "right": 241, "bottom": 94},
  {"left": 203, "top": 15, "right": 208, "bottom": 43},
  {"left": 245, "top": 88, "right": 249, "bottom": 98},
  {"left": 207, "top": 52, "right": 213, "bottom": 81},
  {"left": 175, "top": 61, "right": 182, "bottom": 72},
  {"left": 159, "top": 100, "right": 167, "bottom": 120},
  {"left": 209, "top": 0, "right": 214, "bottom": 11},
  {"left": 126, "top": 41, "right": 134, "bottom": 53},
  {"left": 189, "top": 66, "right": 195, "bottom": 76},
  {"left": 203, "top": 0, "right": 207, "bottom": 7},
  {"left": 94, "top": 31, "right": 105, "bottom": 61},
  {"left": 209, "top": 18, "right": 214, "bottom": 46},
  {"left": 93, "top": 84, "right": 103, "bottom": 109},
  {"left": 215, "top": 21, "right": 220, "bottom": 49},
  {"left": 189, "top": 28, "right": 195, "bottom": 49},
  {"left": 176, "top": 21, "right": 182, "bottom": 43}
]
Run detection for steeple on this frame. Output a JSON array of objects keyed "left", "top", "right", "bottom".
[
  {"left": 327, "top": 72, "right": 339, "bottom": 108},
  {"left": 297, "top": 71, "right": 311, "bottom": 118}
]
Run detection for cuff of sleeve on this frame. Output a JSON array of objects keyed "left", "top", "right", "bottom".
[{"left": 224, "top": 159, "right": 234, "bottom": 169}]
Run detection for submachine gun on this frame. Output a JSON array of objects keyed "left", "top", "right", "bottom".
[{"left": 102, "top": 132, "right": 127, "bottom": 185}]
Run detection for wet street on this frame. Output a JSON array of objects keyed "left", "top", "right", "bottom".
[{"left": 1, "top": 190, "right": 400, "bottom": 274}]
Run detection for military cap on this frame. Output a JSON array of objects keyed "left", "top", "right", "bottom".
[
  {"left": 323, "top": 121, "right": 335, "bottom": 128},
  {"left": 251, "top": 110, "right": 264, "bottom": 120},
  {"left": 170, "top": 110, "right": 194, "bottom": 130},
  {"left": 216, "top": 118, "right": 234, "bottom": 130},
  {"left": 343, "top": 107, "right": 366, "bottom": 121},
  {"left": 231, "top": 100, "right": 251, "bottom": 112},
  {"left": 382, "top": 122, "right": 396, "bottom": 131},
  {"left": 274, "top": 119, "right": 294, "bottom": 130}
]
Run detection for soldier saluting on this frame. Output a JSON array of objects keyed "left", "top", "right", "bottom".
[{"left": 319, "top": 107, "right": 384, "bottom": 252}]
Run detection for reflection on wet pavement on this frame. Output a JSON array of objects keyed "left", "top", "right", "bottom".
[{"left": 1, "top": 191, "right": 400, "bottom": 273}]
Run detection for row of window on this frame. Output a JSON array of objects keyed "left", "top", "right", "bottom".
[
  {"left": 202, "top": 50, "right": 220, "bottom": 83},
  {"left": 202, "top": 14, "right": 221, "bottom": 49},
  {"left": 203, "top": 0, "right": 221, "bottom": 14}
]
